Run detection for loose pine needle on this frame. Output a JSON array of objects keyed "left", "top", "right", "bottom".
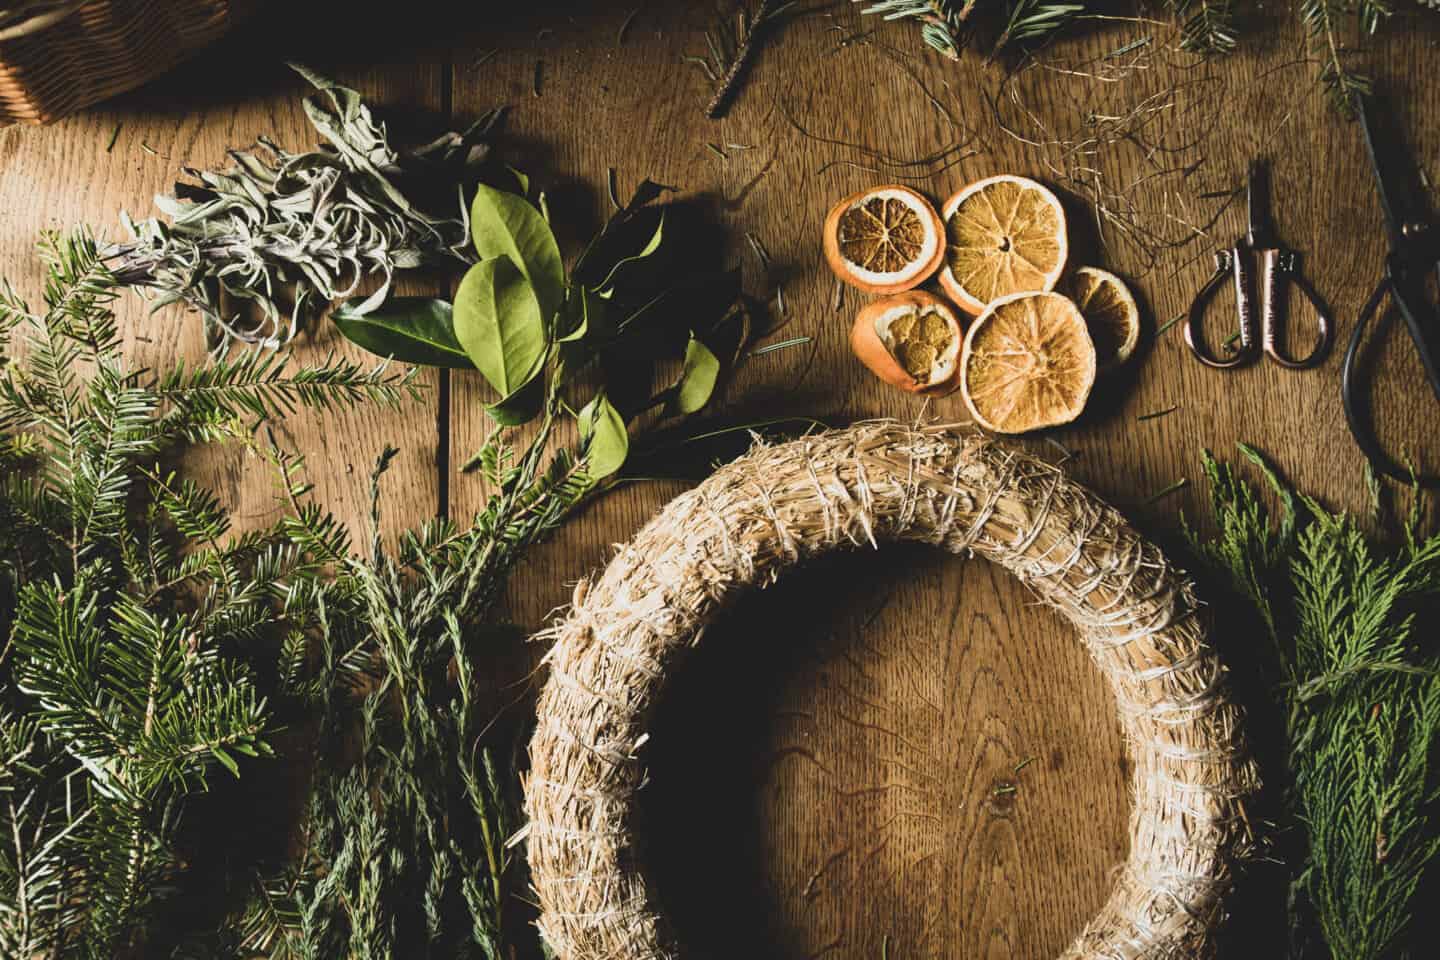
[
  {"left": 105, "top": 122, "right": 122, "bottom": 152},
  {"left": 1143, "top": 477, "right": 1188, "bottom": 505},
  {"left": 748, "top": 335, "right": 811, "bottom": 357},
  {"left": 1044, "top": 437, "right": 1075, "bottom": 464},
  {"left": 1156, "top": 313, "right": 1184, "bottom": 337},
  {"left": 1137, "top": 404, "right": 1180, "bottom": 422},
  {"left": 1105, "top": 36, "right": 1152, "bottom": 59},
  {"left": 1014, "top": 756, "right": 1035, "bottom": 774},
  {"left": 617, "top": 7, "right": 642, "bottom": 46},
  {"left": 705, "top": 142, "right": 729, "bottom": 160},
  {"left": 607, "top": 167, "right": 622, "bottom": 211}
]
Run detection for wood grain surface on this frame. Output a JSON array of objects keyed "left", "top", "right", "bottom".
[{"left": 1, "top": 3, "right": 1437, "bottom": 957}]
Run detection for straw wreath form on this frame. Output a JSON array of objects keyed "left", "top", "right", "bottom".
[{"left": 524, "top": 421, "right": 1258, "bottom": 959}]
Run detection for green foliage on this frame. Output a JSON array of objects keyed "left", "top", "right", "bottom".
[
  {"left": 1190, "top": 445, "right": 1440, "bottom": 959},
  {"left": 0, "top": 231, "right": 414, "bottom": 958},
  {"left": 1168, "top": 0, "right": 1240, "bottom": 55},
  {"left": 331, "top": 298, "right": 473, "bottom": 369},
  {"left": 859, "top": 0, "right": 1427, "bottom": 108},
  {"left": 345, "top": 175, "right": 744, "bottom": 478},
  {"left": 111, "top": 65, "right": 502, "bottom": 350},
  {"left": 1298, "top": 0, "right": 1394, "bottom": 109}
]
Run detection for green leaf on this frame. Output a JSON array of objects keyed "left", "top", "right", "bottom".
[
  {"left": 674, "top": 335, "right": 719, "bottom": 414},
  {"left": 486, "top": 372, "right": 545, "bottom": 426},
  {"left": 470, "top": 184, "right": 565, "bottom": 322},
  {"left": 578, "top": 393, "right": 629, "bottom": 479},
  {"left": 453, "top": 259, "right": 547, "bottom": 397},
  {"left": 596, "top": 211, "right": 665, "bottom": 292},
  {"left": 332, "top": 297, "right": 474, "bottom": 369}
]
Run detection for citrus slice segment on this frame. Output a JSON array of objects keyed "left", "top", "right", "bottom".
[
  {"left": 823, "top": 185, "right": 945, "bottom": 294},
  {"left": 960, "top": 291, "right": 1096, "bottom": 434},
  {"left": 1060, "top": 266, "right": 1140, "bottom": 373},
  {"left": 939, "top": 174, "right": 1068, "bottom": 315},
  {"left": 851, "top": 290, "right": 964, "bottom": 395}
]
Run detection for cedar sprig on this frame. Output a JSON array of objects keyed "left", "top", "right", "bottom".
[{"left": 1190, "top": 444, "right": 1440, "bottom": 959}]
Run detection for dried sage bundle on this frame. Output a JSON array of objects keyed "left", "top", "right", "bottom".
[{"left": 108, "top": 64, "right": 502, "bottom": 349}]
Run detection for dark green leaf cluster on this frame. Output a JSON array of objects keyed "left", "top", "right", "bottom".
[
  {"left": 339, "top": 174, "right": 746, "bottom": 483},
  {"left": 0, "top": 232, "right": 422, "bottom": 958},
  {"left": 1190, "top": 445, "right": 1440, "bottom": 959}
]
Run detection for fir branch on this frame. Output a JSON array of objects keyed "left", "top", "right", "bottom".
[
  {"left": 993, "top": 0, "right": 1085, "bottom": 54},
  {"left": 689, "top": 1, "right": 799, "bottom": 119},
  {"left": 1299, "top": 0, "right": 1386, "bottom": 109},
  {"left": 1167, "top": 0, "right": 1239, "bottom": 54},
  {"left": 854, "top": 0, "right": 973, "bottom": 59}
]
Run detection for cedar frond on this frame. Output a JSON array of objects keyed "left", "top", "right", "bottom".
[{"left": 1194, "top": 444, "right": 1440, "bottom": 958}]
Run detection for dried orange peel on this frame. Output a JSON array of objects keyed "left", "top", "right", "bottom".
[
  {"left": 851, "top": 290, "right": 964, "bottom": 395},
  {"left": 823, "top": 185, "right": 945, "bottom": 294},
  {"left": 1060, "top": 266, "right": 1141, "bottom": 373},
  {"left": 939, "top": 174, "right": 1068, "bottom": 316},
  {"left": 960, "top": 291, "right": 1096, "bottom": 434}
]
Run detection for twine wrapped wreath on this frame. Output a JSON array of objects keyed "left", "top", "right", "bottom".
[{"left": 525, "top": 422, "right": 1258, "bottom": 959}]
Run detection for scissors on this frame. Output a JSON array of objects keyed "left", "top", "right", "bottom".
[
  {"left": 1341, "top": 93, "right": 1440, "bottom": 486},
  {"left": 1184, "top": 160, "right": 1334, "bottom": 369}
]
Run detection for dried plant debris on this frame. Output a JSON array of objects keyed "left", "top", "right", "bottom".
[
  {"left": 110, "top": 64, "right": 501, "bottom": 350},
  {"left": 686, "top": 0, "right": 799, "bottom": 119},
  {"left": 985, "top": 32, "right": 1255, "bottom": 272}
]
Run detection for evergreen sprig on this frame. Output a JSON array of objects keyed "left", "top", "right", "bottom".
[
  {"left": 1190, "top": 445, "right": 1440, "bottom": 959},
  {"left": 0, "top": 231, "right": 424, "bottom": 957},
  {"left": 858, "top": 0, "right": 1432, "bottom": 108}
]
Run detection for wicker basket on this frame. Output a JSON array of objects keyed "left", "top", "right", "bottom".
[{"left": 0, "top": 0, "right": 256, "bottom": 124}]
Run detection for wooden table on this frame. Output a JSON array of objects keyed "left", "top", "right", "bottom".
[{"left": 2, "top": 4, "right": 1436, "bottom": 957}]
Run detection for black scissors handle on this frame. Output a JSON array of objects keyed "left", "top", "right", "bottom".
[{"left": 1336, "top": 266, "right": 1440, "bottom": 489}]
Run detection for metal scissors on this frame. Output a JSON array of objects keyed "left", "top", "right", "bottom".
[
  {"left": 1184, "top": 160, "right": 1334, "bottom": 369},
  {"left": 1341, "top": 93, "right": 1440, "bottom": 486}
]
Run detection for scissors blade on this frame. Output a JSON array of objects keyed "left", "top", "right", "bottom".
[
  {"left": 1356, "top": 92, "right": 1435, "bottom": 245},
  {"left": 1246, "top": 160, "right": 1276, "bottom": 247}
]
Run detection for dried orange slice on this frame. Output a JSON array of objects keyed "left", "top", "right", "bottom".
[
  {"left": 1060, "top": 266, "right": 1140, "bottom": 373},
  {"left": 960, "top": 291, "right": 1096, "bottom": 434},
  {"left": 939, "top": 174, "right": 1068, "bottom": 316},
  {"left": 823, "top": 185, "right": 945, "bottom": 294},
  {"left": 851, "top": 290, "right": 964, "bottom": 395}
]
